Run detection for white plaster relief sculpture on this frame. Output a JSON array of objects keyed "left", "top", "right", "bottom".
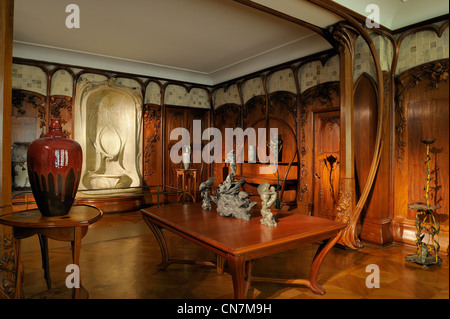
[{"left": 74, "top": 78, "right": 143, "bottom": 191}]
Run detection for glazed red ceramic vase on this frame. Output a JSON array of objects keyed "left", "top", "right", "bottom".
[{"left": 27, "top": 118, "right": 83, "bottom": 216}]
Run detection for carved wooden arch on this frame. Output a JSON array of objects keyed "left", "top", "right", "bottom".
[
  {"left": 302, "top": 2, "right": 386, "bottom": 249},
  {"left": 213, "top": 103, "right": 242, "bottom": 125}
]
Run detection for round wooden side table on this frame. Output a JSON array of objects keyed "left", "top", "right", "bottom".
[{"left": 0, "top": 204, "right": 102, "bottom": 299}]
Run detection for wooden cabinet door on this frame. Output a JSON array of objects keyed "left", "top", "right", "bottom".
[{"left": 313, "top": 111, "right": 340, "bottom": 219}]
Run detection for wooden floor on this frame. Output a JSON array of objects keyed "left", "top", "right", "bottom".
[{"left": 20, "top": 209, "right": 449, "bottom": 299}]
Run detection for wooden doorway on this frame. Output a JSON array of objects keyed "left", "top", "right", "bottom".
[
  {"left": 164, "top": 106, "right": 210, "bottom": 200},
  {"left": 313, "top": 111, "right": 340, "bottom": 219}
]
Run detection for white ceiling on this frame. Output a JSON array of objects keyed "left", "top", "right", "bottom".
[
  {"left": 12, "top": 0, "right": 449, "bottom": 85},
  {"left": 333, "top": 0, "right": 449, "bottom": 30}
]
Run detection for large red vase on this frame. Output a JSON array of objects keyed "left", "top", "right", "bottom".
[{"left": 27, "top": 118, "right": 83, "bottom": 216}]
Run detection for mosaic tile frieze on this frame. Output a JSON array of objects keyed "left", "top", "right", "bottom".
[
  {"left": 12, "top": 64, "right": 47, "bottom": 95},
  {"left": 145, "top": 81, "right": 163, "bottom": 105},
  {"left": 354, "top": 36, "right": 378, "bottom": 83},
  {"left": 213, "top": 84, "right": 240, "bottom": 109},
  {"left": 266, "top": 68, "right": 297, "bottom": 94},
  {"left": 298, "top": 55, "right": 340, "bottom": 93},
  {"left": 241, "top": 77, "right": 264, "bottom": 104},
  {"left": 51, "top": 69, "right": 74, "bottom": 96},
  {"left": 396, "top": 24, "right": 449, "bottom": 75},
  {"left": 114, "top": 77, "right": 142, "bottom": 93},
  {"left": 78, "top": 72, "right": 108, "bottom": 83},
  {"left": 164, "top": 84, "right": 210, "bottom": 108}
]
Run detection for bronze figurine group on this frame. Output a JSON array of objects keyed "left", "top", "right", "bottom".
[{"left": 199, "top": 150, "right": 277, "bottom": 226}]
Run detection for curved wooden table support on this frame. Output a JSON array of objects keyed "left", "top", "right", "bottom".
[
  {"left": 0, "top": 205, "right": 103, "bottom": 299},
  {"left": 141, "top": 203, "right": 345, "bottom": 299}
]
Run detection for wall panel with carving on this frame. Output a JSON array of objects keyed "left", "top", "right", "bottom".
[
  {"left": 393, "top": 59, "right": 449, "bottom": 253},
  {"left": 300, "top": 82, "right": 340, "bottom": 214},
  {"left": 143, "top": 104, "right": 163, "bottom": 188},
  {"left": 11, "top": 89, "right": 46, "bottom": 191},
  {"left": 354, "top": 73, "right": 392, "bottom": 245},
  {"left": 163, "top": 106, "right": 211, "bottom": 202},
  {"left": 10, "top": 59, "right": 213, "bottom": 210}
]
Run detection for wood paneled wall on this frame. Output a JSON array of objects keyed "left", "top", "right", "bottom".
[
  {"left": 354, "top": 73, "right": 392, "bottom": 245},
  {"left": 212, "top": 91, "right": 300, "bottom": 207},
  {"left": 163, "top": 105, "right": 210, "bottom": 200},
  {"left": 5, "top": 20, "right": 449, "bottom": 253},
  {"left": 300, "top": 82, "right": 340, "bottom": 215},
  {"left": 393, "top": 59, "right": 449, "bottom": 253}
]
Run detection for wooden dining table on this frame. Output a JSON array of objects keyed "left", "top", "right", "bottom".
[{"left": 141, "top": 202, "right": 346, "bottom": 299}]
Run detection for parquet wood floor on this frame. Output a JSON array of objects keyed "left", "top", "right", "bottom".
[{"left": 20, "top": 211, "right": 449, "bottom": 299}]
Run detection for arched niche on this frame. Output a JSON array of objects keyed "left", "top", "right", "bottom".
[{"left": 74, "top": 78, "right": 143, "bottom": 191}]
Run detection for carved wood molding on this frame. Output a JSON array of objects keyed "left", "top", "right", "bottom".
[
  {"left": 335, "top": 180, "right": 355, "bottom": 224},
  {"left": 0, "top": 232, "right": 16, "bottom": 299},
  {"left": 325, "top": 18, "right": 386, "bottom": 250},
  {"left": 302, "top": 81, "right": 340, "bottom": 109},
  {"left": 299, "top": 82, "right": 340, "bottom": 202},
  {"left": 268, "top": 91, "right": 297, "bottom": 123},
  {"left": 327, "top": 21, "right": 358, "bottom": 59},
  {"left": 143, "top": 104, "right": 161, "bottom": 180},
  {"left": 395, "top": 59, "right": 449, "bottom": 171},
  {"left": 50, "top": 95, "right": 72, "bottom": 137},
  {"left": 213, "top": 103, "right": 241, "bottom": 127},
  {"left": 12, "top": 89, "right": 46, "bottom": 130}
]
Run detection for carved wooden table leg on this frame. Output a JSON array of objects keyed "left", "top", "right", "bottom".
[
  {"left": 13, "top": 235, "right": 23, "bottom": 299},
  {"left": 227, "top": 254, "right": 254, "bottom": 299},
  {"left": 309, "top": 230, "right": 343, "bottom": 295},
  {"left": 38, "top": 234, "right": 51, "bottom": 289},
  {"left": 143, "top": 216, "right": 169, "bottom": 270},
  {"left": 71, "top": 226, "right": 83, "bottom": 299},
  {"left": 216, "top": 255, "right": 225, "bottom": 275},
  {"left": 227, "top": 254, "right": 248, "bottom": 299}
]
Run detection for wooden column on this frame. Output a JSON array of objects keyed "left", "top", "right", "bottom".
[
  {"left": 330, "top": 23, "right": 363, "bottom": 249},
  {"left": 0, "top": 0, "right": 13, "bottom": 207},
  {"left": 0, "top": 0, "right": 15, "bottom": 299}
]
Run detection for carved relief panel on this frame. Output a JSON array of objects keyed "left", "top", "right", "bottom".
[
  {"left": 313, "top": 112, "right": 340, "bottom": 219},
  {"left": 300, "top": 82, "right": 340, "bottom": 212},
  {"left": 74, "top": 79, "right": 143, "bottom": 191},
  {"left": 143, "top": 104, "right": 162, "bottom": 187}
]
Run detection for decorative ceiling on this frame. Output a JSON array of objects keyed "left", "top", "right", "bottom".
[{"left": 12, "top": 0, "right": 449, "bottom": 85}]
